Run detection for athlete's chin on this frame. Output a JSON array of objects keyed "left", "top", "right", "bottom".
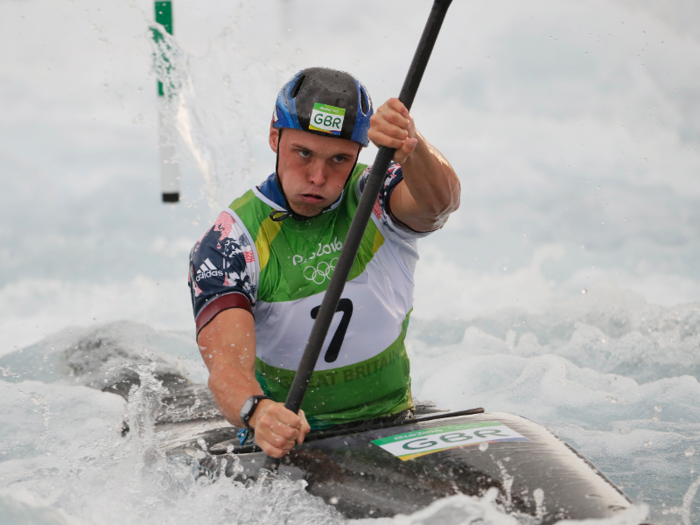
[{"left": 289, "top": 201, "right": 326, "bottom": 218}]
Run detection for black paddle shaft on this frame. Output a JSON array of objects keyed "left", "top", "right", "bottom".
[{"left": 284, "top": 0, "right": 454, "bottom": 415}]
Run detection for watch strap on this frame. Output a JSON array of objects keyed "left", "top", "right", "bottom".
[{"left": 240, "top": 395, "right": 272, "bottom": 430}]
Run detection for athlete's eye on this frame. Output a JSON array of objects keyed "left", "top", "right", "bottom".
[
  {"left": 298, "top": 149, "right": 311, "bottom": 158},
  {"left": 333, "top": 155, "right": 348, "bottom": 163}
]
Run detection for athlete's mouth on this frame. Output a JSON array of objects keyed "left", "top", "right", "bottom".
[{"left": 300, "top": 193, "right": 325, "bottom": 203}]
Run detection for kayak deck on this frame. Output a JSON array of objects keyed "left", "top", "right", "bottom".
[{"left": 179, "top": 411, "right": 631, "bottom": 522}]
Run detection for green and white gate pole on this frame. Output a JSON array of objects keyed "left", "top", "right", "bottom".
[{"left": 154, "top": 1, "right": 180, "bottom": 203}]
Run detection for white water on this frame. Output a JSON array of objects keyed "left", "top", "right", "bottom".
[{"left": 2, "top": 0, "right": 700, "bottom": 523}]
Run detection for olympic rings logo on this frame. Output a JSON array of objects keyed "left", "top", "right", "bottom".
[{"left": 303, "top": 258, "right": 338, "bottom": 285}]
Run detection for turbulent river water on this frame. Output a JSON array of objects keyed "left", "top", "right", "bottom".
[{"left": 2, "top": 0, "right": 700, "bottom": 524}]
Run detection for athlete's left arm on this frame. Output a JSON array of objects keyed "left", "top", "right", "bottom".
[{"left": 368, "top": 98, "right": 460, "bottom": 233}]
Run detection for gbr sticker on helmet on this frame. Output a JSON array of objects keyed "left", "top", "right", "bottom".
[{"left": 309, "top": 102, "right": 346, "bottom": 135}]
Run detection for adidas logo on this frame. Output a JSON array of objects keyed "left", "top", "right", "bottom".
[{"left": 196, "top": 258, "right": 223, "bottom": 282}]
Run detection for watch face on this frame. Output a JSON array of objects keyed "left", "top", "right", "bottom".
[{"left": 241, "top": 397, "right": 254, "bottom": 416}]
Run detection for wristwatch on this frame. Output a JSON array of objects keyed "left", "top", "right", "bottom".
[{"left": 239, "top": 395, "right": 271, "bottom": 429}]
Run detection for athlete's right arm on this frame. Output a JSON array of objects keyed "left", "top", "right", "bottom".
[{"left": 197, "top": 308, "right": 310, "bottom": 458}]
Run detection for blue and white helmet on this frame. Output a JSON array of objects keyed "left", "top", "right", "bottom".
[{"left": 272, "top": 67, "right": 374, "bottom": 147}]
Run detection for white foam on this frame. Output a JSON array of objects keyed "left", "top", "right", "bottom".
[
  {"left": 0, "top": 277, "right": 193, "bottom": 356},
  {"left": 0, "top": 376, "right": 343, "bottom": 525}
]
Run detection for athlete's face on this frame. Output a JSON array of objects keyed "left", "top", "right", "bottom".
[{"left": 269, "top": 126, "right": 361, "bottom": 217}]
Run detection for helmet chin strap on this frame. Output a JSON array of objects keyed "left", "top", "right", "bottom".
[{"left": 269, "top": 129, "right": 362, "bottom": 223}]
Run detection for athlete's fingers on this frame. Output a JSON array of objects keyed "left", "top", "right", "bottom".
[
  {"left": 385, "top": 97, "right": 409, "bottom": 117},
  {"left": 369, "top": 104, "right": 416, "bottom": 154},
  {"left": 250, "top": 403, "right": 303, "bottom": 452},
  {"left": 375, "top": 106, "right": 411, "bottom": 131},
  {"left": 297, "top": 410, "right": 311, "bottom": 444},
  {"left": 266, "top": 406, "right": 307, "bottom": 443},
  {"left": 253, "top": 401, "right": 301, "bottom": 430},
  {"left": 368, "top": 121, "right": 407, "bottom": 144},
  {"left": 370, "top": 112, "right": 409, "bottom": 141},
  {"left": 273, "top": 421, "right": 301, "bottom": 442},
  {"left": 384, "top": 97, "right": 412, "bottom": 124},
  {"left": 272, "top": 405, "right": 303, "bottom": 429},
  {"left": 256, "top": 421, "right": 297, "bottom": 450},
  {"left": 255, "top": 435, "right": 288, "bottom": 458},
  {"left": 375, "top": 98, "right": 413, "bottom": 131},
  {"left": 256, "top": 412, "right": 301, "bottom": 442},
  {"left": 368, "top": 119, "right": 412, "bottom": 150},
  {"left": 268, "top": 430, "right": 297, "bottom": 451},
  {"left": 393, "top": 137, "right": 418, "bottom": 165},
  {"left": 369, "top": 131, "right": 405, "bottom": 151}
]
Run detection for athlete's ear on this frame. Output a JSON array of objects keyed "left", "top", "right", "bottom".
[{"left": 269, "top": 124, "right": 280, "bottom": 153}]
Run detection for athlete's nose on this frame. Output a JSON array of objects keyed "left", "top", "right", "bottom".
[{"left": 307, "top": 159, "right": 327, "bottom": 186}]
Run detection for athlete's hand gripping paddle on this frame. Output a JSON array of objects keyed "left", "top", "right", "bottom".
[{"left": 268, "top": 0, "right": 454, "bottom": 463}]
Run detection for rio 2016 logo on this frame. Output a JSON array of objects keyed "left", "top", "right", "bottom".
[
  {"left": 303, "top": 258, "right": 339, "bottom": 285},
  {"left": 292, "top": 239, "right": 343, "bottom": 267}
]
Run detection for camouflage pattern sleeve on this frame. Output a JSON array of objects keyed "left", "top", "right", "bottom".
[
  {"left": 188, "top": 209, "right": 258, "bottom": 335},
  {"left": 358, "top": 162, "right": 433, "bottom": 240}
]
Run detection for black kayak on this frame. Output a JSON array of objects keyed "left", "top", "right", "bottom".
[{"left": 149, "top": 378, "right": 633, "bottom": 523}]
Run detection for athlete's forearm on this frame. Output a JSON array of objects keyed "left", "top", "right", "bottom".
[
  {"left": 197, "top": 308, "right": 262, "bottom": 428},
  {"left": 207, "top": 363, "right": 263, "bottom": 427},
  {"left": 394, "top": 131, "right": 460, "bottom": 232},
  {"left": 198, "top": 307, "right": 310, "bottom": 456}
]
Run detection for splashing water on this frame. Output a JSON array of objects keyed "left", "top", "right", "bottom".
[
  {"left": 0, "top": 342, "right": 345, "bottom": 525},
  {"left": 150, "top": 23, "right": 291, "bottom": 215}
]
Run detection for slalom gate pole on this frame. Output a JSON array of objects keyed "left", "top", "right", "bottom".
[
  {"left": 283, "top": 0, "right": 454, "bottom": 418},
  {"left": 154, "top": 1, "right": 181, "bottom": 203}
]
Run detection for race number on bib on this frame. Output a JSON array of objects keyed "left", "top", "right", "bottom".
[
  {"left": 372, "top": 421, "right": 529, "bottom": 461},
  {"left": 309, "top": 102, "right": 346, "bottom": 135}
]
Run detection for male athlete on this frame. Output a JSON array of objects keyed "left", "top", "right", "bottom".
[{"left": 188, "top": 67, "right": 459, "bottom": 458}]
